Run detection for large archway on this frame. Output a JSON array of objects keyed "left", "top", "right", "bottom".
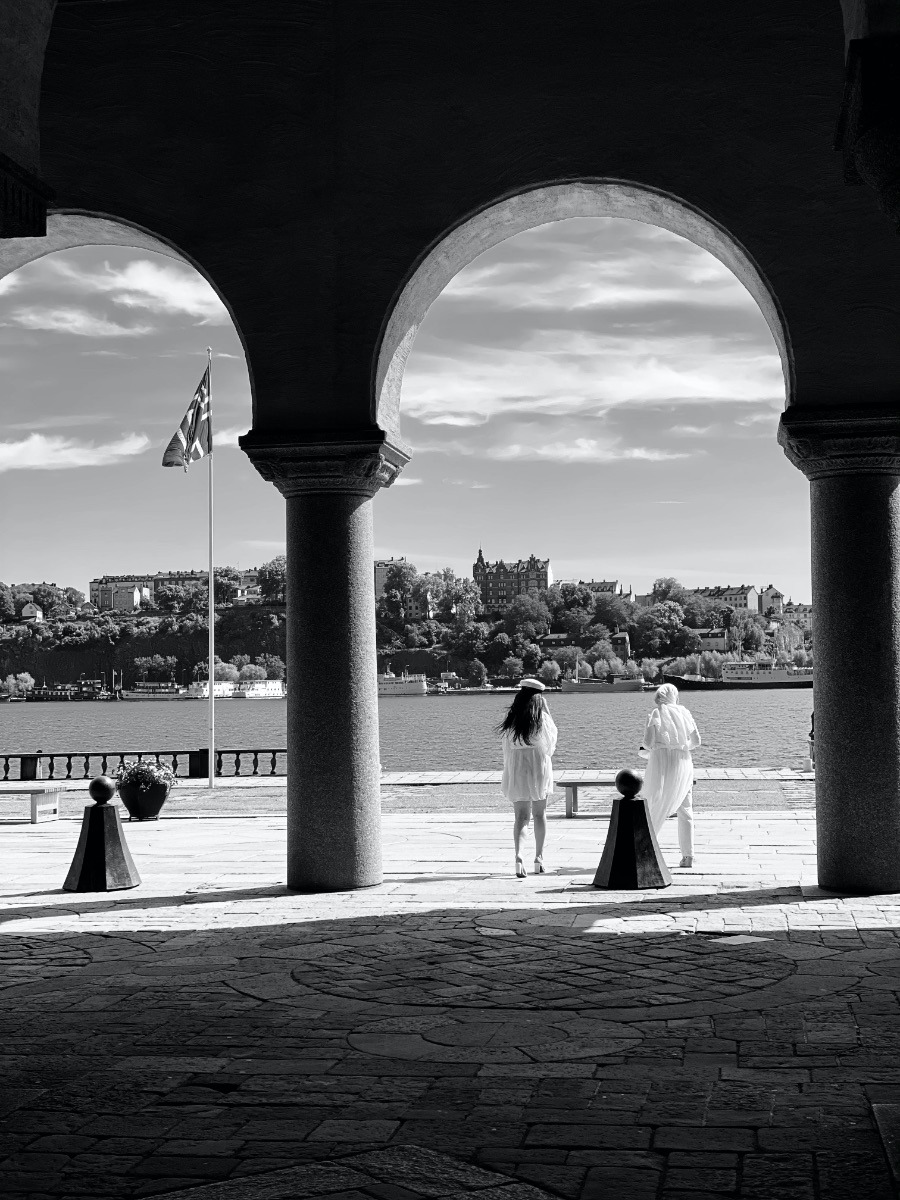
[{"left": 375, "top": 181, "right": 793, "bottom": 441}]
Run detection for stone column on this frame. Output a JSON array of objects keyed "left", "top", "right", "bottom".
[
  {"left": 242, "top": 433, "right": 410, "bottom": 890},
  {"left": 779, "top": 409, "right": 900, "bottom": 893}
]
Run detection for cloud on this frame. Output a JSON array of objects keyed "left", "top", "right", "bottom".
[
  {"left": 488, "top": 438, "right": 692, "bottom": 464},
  {"left": 670, "top": 424, "right": 716, "bottom": 436},
  {"left": 0, "top": 432, "right": 150, "bottom": 473},
  {"left": 400, "top": 216, "right": 784, "bottom": 442},
  {"left": 80, "top": 349, "right": 132, "bottom": 357},
  {"left": 0, "top": 274, "right": 22, "bottom": 297},
  {"left": 212, "top": 425, "right": 248, "bottom": 449},
  {"left": 444, "top": 478, "right": 492, "bottom": 489},
  {"left": 47, "top": 258, "right": 229, "bottom": 323},
  {"left": 393, "top": 476, "right": 423, "bottom": 486},
  {"left": 7, "top": 307, "right": 153, "bottom": 337}
]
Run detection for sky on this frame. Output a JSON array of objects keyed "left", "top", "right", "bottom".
[{"left": 0, "top": 217, "right": 811, "bottom": 602}]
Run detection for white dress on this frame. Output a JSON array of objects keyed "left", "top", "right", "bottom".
[
  {"left": 641, "top": 703, "right": 701, "bottom": 834},
  {"left": 501, "top": 713, "right": 558, "bottom": 805}
]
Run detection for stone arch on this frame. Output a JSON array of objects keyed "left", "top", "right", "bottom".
[
  {"left": 374, "top": 181, "right": 792, "bottom": 439},
  {"left": 0, "top": 209, "right": 251, "bottom": 370}
]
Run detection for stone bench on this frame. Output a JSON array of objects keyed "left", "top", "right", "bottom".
[
  {"left": 6, "top": 785, "right": 63, "bottom": 824},
  {"left": 560, "top": 780, "right": 615, "bottom": 818}
]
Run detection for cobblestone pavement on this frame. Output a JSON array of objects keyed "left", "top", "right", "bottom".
[{"left": 1, "top": 806, "right": 898, "bottom": 1198}]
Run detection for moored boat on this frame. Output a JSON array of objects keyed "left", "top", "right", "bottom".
[
  {"left": 378, "top": 669, "right": 427, "bottom": 696},
  {"left": 120, "top": 682, "right": 190, "bottom": 700},
  {"left": 233, "top": 679, "right": 286, "bottom": 699},
  {"left": 665, "top": 659, "right": 813, "bottom": 689},
  {"left": 560, "top": 674, "right": 644, "bottom": 694}
]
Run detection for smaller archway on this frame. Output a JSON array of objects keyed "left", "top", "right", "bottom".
[{"left": 375, "top": 181, "right": 792, "bottom": 440}]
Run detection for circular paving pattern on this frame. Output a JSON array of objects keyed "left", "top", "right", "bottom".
[
  {"left": 0, "top": 938, "right": 93, "bottom": 990},
  {"left": 286, "top": 921, "right": 798, "bottom": 1012},
  {"left": 349, "top": 1010, "right": 641, "bottom": 1063}
]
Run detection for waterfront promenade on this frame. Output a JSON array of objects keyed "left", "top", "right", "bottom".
[{"left": 2, "top": 778, "right": 900, "bottom": 1198}]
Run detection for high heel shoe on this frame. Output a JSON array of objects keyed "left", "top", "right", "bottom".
[
  {"left": 534, "top": 857, "right": 545, "bottom": 874},
  {"left": 515, "top": 857, "right": 526, "bottom": 878}
]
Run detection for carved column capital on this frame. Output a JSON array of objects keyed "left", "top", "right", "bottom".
[
  {"left": 778, "top": 407, "right": 900, "bottom": 479},
  {"left": 239, "top": 430, "right": 411, "bottom": 498}
]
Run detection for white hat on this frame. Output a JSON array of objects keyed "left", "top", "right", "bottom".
[{"left": 519, "top": 677, "right": 546, "bottom": 691}]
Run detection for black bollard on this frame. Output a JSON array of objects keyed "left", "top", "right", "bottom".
[
  {"left": 62, "top": 776, "right": 142, "bottom": 893},
  {"left": 592, "top": 768, "right": 672, "bottom": 890}
]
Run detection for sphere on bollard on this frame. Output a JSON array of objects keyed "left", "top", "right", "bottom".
[
  {"left": 615, "top": 768, "right": 643, "bottom": 799},
  {"left": 88, "top": 775, "right": 116, "bottom": 805}
]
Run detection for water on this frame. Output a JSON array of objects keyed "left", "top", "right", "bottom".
[{"left": 2, "top": 690, "right": 813, "bottom": 769}]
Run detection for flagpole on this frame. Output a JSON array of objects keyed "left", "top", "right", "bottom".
[{"left": 207, "top": 347, "right": 215, "bottom": 790}]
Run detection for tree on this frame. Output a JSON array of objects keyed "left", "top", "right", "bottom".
[
  {"left": 554, "top": 646, "right": 582, "bottom": 676},
  {"left": 0, "top": 585, "right": 14, "bottom": 622},
  {"left": 483, "top": 632, "right": 513, "bottom": 670},
  {"left": 134, "top": 654, "right": 177, "bottom": 682},
  {"left": 501, "top": 655, "right": 524, "bottom": 680},
  {"left": 467, "top": 658, "right": 488, "bottom": 687},
  {"left": 239, "top": 663, "right": 267, "bottom": 681},
  {"left": 377, "top": 561, "right": 419, "bottom": 629},
  {"left": 538, "top": 660, "right": 561, "bottom": 685},
  {"left": 503, "top": 594, "right": 550, "bottom": 639},
  {"left": 576, "top": 658, "right": 592, "bottom": 679},
  {"left": 521, "top": 642, "right": 542, "bottom": 674},
  {"left": 215, "top": 662, "right": 239, "bottom": 682},
  {"left": 255, "top": 654, "right": 285, "bottom": 679},
  {"left": 258, "top": 555, "right": 287, "bottom": 603},
  {"left": 629, "top": 601, "right": 688, "bottom": 657},
  {"left": 30, "top": 584, "right": 64, "bottom": 613},
  {"left": 12, "top": 592, "right": 34, "bottom": 617},
  {"left": 651, "top": 577, "right": 690, "bottom": 606},
  {"left": 230, "top": 654, "right": 251, "bottom": 671},
  {"left": 214, "top": 566, "right": 242, "bottom": 605},
  {"left": 559, "top": 607, "right": 593, "bottom": 638},
  {"left": 593, "top": 591, "right": 633, "bottom": 631}
]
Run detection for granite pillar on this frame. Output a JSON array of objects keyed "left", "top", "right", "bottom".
[
  {"left": 241, "top": 433, "right": 410, "bottom": 890},
  {"left": 779, "top": 409, "right": 900, "bottom": 893}
]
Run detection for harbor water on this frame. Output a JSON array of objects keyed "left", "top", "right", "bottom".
[{"left": 1, "top": 689, "right": 814, "bottom": 770}]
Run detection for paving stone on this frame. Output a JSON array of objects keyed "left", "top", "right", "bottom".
[{"left": 0, "top": 805, "right": 897, "bottom": 1199}]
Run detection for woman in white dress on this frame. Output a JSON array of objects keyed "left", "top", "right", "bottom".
[
  {"left": 640, "top": 683, "right": 701, "bottom": 868},
  {"left": 498, "top": 678, "right": 558, "bottom": 878}
]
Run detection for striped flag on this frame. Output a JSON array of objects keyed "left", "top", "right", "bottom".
[{"left": 162, "top": 365, "right": 212, "bottom": 471}]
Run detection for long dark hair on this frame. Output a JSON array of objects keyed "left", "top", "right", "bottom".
[{"left": 496, "top": 687, "right": 544, "bottom": 745}]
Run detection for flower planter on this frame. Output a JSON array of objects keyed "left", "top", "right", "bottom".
[{"left": 117, "top": 780, "right": 170, "bottom": 821}]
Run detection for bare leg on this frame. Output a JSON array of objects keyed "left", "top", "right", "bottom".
[
  {"left": 513, "top": 802, "right": 531, "bottom": 874},
  {"left": 532, "top": 800, "right": 547, "bottom": 865}
]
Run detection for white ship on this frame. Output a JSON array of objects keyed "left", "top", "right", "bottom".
[
  {"left": 233, "top": 679, "right": 286, "bottom": 699},
  {"left": 559, "top": 674, "right": 644, "bottom": 694},
  {"left": 120, "top": 682, "right": 190, "bottom": 700},
  {"left": 720, "top": 660, "right": 813, "bottom": 686},
  {"left": 378, "top": 669, "right": 427, "bottom": 697},
  {"left": 186, "top": 680, "right": 236, "bottom": 699}
]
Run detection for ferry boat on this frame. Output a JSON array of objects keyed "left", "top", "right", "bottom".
[
  {"left": 560, "top": 674, "right": 644, "bottom": 694},
  {"left": 233, "top": 679, "right": 285, "bottom": 699},
  {"left": 185, "top": 680, "right": 236, "bottom": 699},
  {"left": 120, "top": 681, "right": 190, "bottom": 700},
  {"left": 378, "top": 669, "right": 427, "bottom": 697},
  {"left": 665, "top": 659, "right": 813, "bottom": 690}
]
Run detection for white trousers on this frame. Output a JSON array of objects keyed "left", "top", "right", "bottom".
[{"left": 674, "top": 786, "right": 694, "bottom": 857}]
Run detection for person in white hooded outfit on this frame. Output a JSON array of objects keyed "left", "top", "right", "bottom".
[
  {"left": 640, "top": 683, "right": 701, "bottom": 868},
  {"left": 498, "top": 678, "right": 558, "bottom": 878}
]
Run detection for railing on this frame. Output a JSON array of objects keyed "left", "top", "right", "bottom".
[{"left": 0, "top": 749, "right": 287, "bottom": 782}]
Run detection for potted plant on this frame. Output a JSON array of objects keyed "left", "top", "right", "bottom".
[{"left": 116, "top": 759, "right": 175, "bottom": 821}]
